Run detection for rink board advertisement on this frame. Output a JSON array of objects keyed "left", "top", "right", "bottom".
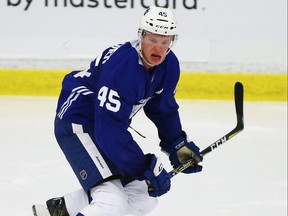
[{"left": 0, "top": 0, "right": 287, "bottom": 73}]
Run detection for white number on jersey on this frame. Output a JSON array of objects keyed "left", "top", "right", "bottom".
[
  {"left": 74, "top": 69, "right": 91, "bottom": 78},
  {"left": 98, "top": 86, "right": 121, "bottom": 112}
]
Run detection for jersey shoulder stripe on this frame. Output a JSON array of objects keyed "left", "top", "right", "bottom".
[{"left": 57, "top": 86, "right": 93, "bottom": 119}]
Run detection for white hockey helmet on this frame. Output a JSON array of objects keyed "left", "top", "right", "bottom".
[{"left": 138, "top": 5, "right": 178, "bottom": 41}]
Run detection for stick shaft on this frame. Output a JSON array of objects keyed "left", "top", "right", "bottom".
[{"left": 169, "top": 82, "right": 244, "bottom": 178}]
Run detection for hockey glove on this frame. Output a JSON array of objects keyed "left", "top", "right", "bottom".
[
  {"left": 144, "top": 154, "right": 171, "bottom": 197},
  {"left": 161, "top": 131, "right": 203, "bottom": 174}
]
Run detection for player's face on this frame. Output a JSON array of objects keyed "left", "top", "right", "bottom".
[{"left": 141, "top": 33, "right": 173, "bottom": 68}]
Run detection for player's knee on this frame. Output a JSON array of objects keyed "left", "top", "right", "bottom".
[
  {"left": 86, "top": 180, "right": 129, "bottom": 216},
  {"left": 92, "top": 194, "right": 128, "bottom": 216},
  {"left": 123, "top": 180, "right": 158, "bottom": 215},
  {"left": 128, "top": 195, "right": 158, "bottom": 216}
]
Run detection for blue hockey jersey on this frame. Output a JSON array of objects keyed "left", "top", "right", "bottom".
[{"left": 56, "top": 40, "right": 183, "bottom": 179}]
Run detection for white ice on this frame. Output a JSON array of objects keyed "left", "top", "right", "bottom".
[{"left": 0, "top": 96, "right": 287, "bottom": 216}]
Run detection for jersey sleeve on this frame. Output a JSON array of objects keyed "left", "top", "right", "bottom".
[
  {"left": 144, "top": 53, "right": 183, "bottom": 144},
  {"left": 144, "top": 86, "right": 183, "bottom": 144}
]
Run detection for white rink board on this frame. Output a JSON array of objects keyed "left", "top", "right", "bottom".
[{"left": 0, "top": 0, "right": 287, "bottom": 72}]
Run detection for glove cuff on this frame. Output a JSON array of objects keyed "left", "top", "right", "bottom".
[{"left": 160, "top": 131, "right": 188, "bottom": 155}]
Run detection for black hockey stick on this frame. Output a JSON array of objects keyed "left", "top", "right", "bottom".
[{"left": 168, "top": 81, "right": 244, "bottom": 178}]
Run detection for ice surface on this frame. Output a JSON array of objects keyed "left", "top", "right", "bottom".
[{"left": 0, "top": 96, "right": 286, "bottom": 216}]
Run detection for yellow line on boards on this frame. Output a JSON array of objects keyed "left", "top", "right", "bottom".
[
  {"left": 0, "top": 69, "right": 68, "bottom": 96},
  {"left": 177, "top": 72, "right": 287, "bottom": 101},
  {"left": 0, "top": 69, "right": 287, "bottom": 101}
]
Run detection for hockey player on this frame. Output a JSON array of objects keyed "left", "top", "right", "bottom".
[{"left": 43, "top": 5, "right": 203, "bottom": 216}]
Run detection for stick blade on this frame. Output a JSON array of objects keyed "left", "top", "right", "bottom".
[
  {"left": 235, "top": 82, "right": 244, "bottom": 115},
  {"left": 234, "top": 82, "right": 244, "bottom": 130}
]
